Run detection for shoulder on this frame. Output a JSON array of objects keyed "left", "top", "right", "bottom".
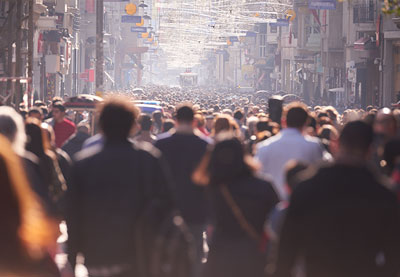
[
  {"left": 132, "top": 140, "right": 162, "bottom": 160},
  {"left": 63, "top": 118, "right": 76, "bottom": 127},
  {"left": 82, "top": 134, "right": 103, "bottom": 149},
  {"left": 304, "top": 135, "right": 324, "bottom": 148},
  {"left": 257, "top": 133, "right": 282, "bottom": 149},
  {"left": 74, "top": 144, "right": 103, "bottom": 163}
]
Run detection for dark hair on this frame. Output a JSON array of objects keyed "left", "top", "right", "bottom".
[
  {"left": 176, "top": 105, "right": 194, "bottom": 123},
  {"left": 285, "top": 102, "right": 309, "bottom": 128},
  {"left": 98, "top": 97, "right": 139, "bottom": 141},
  {"left": 139, "top": 114, "right": 153, "bottom": 131},
  {"left": 256, "top": 119, "right": 269, "bottom": 132},
  {"left": 52, "top": 103, "right": 66, "bottom": 113},
  {"left": 162, "top": 119, "right": 175, "bottom": 133},
  {"left": 317, "top": 112, "right": 329, "bottom": 118},
  {"left": 25, "top": 118, "right": 46, "bottom": 158},
  {"left": 28, "top": 107, "right": 43, "bottom": 117},
  {"left": 40, "top": 107, "right": 49, "bottom": 117},
  {"left": 318, "top": 126, "right": 332, "bottom": 141},
  {"left": 339, "top": 120, "right": 373, "bottom": 154},
  {"left": 233, "top": 110, "right": 244, "bottom": 120},
  {"left": 193, "top": 134, "right": 256, "bottom": 186},
  {"left": 207, "top": 136, "right": 254, "bottom": 185}
]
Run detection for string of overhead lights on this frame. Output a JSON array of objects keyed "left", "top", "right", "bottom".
[{"left": 153, "top": 0, "right": 293, "bottom": 69}]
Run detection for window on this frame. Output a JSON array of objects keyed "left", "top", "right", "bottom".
[
  {"left": 353, "top": 0, "right": 375, "bottom": 23},
  {"left": 270, "top": 25, "right": 278, "bottom": 33},
  {"left": 259, "top": 34, "right": 267, "bottom": 57}
]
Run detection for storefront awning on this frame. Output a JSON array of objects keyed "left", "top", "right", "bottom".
[{"left": 354, "top": 37, "right": 372, "bottom": 51}]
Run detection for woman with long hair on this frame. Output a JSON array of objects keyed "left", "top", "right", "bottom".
[
  {"left": 193, "top": 133, "right": 278, "bottom": 277},
  {"left": 0, "top": 134, "right": 59, "bottom": 276},
  {"left": 25, "top": 118, "right": 66, "bottom": 218}
]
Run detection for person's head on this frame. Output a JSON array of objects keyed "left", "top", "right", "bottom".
[
  {"left": 256, "top": 119, "right": 270, "bottom": 133},
  {"left": 374, "top": 108, "right": 397, "bottom": 140},
  {"left": 0, "top": 107, "right": 26, "bottom": 156},
  {"left": 152, "top": 111, "right": 163, "bottom": 124},
  {"left": 51, "top": 97, "right": 63, "bottom": 107},
  {"left": 193, "top": 133, "right": 257, "bottom": 186},
  {"left": 233, "top": 109, "right": 244, "bottom": 123},
  {"left": 339, "top": 120, "right": 373, "bottom": 159},
  {"left": 25, "top": 118, "right": 48, "bottom": 157},
  {"left": 52, "top": 103, "right": 66, "bottom": 123},
  {"left": 98, "top": 96, "right": 140, "bottom": 141},
  {"left": 176, "top": 104, "right": 194, "bottom": 125},
  {"left": 318, "top": 124, "right": 339, "bottom": 155},
  {"left": 247, "top": 116, "right": 259, "bottom": 136},
  {"left": 34, "top": 100, "right": 46, "bottom": 108},
  {"left": 138, "top": 114, "right": 153, "bottom": 132},
  {"left": 162, "top": 119, "right": 175, "bottom": 133},
  {"left": 0, "top": 134, "right": 57, "bottom": 267},
  {"left": 213, "top": 114, "right": 232, "bottom": 136},
  {"left": 28, "top": 107, "right": 43, "bottom": 121},
  {"left": 324, "top": 106, "right": 339, "bottom": 123},
  {"left": 283, "top": 102, "right": 309, "bottom": 130},
  {"left": 77, "top": 121, "right": 90, "bottom": 135}
]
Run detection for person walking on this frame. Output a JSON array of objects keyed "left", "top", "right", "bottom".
[
  {"left": 270, "top": 121, "right": 400, "bottom": 277},
  {"left": 134, "top": 114, "right": 157, "bottom": 144},
  {"left": 51, "top": 102, "right": 76, "bottom": 148},
  {"left": 255, "top": 102, "right": 327, "bottom": 200},
  {"left": 66, "top": 97, "right": 173, "bottom": 277},
  {"left": 193, "top": 134, "right": 278, "bottom": 277},
  {"left": 62, "top": 122, "right": 91, "bottom": 160},
  {"left": 155, "top": 104, "right": 210, "bottom": 275}
]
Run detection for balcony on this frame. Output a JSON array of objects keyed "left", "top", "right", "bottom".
[{"left": 353, "top": 3, "right": 375, "bottom": 23}]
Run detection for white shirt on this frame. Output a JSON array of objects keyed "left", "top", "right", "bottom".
[{"left": 255, "top": 128, "right": 326, "bottom": 200}]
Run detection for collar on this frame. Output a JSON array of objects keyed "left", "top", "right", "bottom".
[
  {"left": 280, "top": 128, "right": 303, "bottom": 136},
  {"left": 175, "top": 125, "right": 195, "bottom": 134}
]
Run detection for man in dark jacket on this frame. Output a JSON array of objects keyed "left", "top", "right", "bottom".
[
  {"left": 67, "top": 97, "right": 173, "bottom": 277},
  {"left": 271, "top": 121, "right": 400, "bottom": 277},
  {"left": 62, "top": 122, "right": 91, "bottom": 160},
  {"left": 155, "top": 104, "right": 209, "bottom": 275}
]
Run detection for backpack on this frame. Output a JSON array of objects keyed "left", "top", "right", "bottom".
[{"left": 134, "top": 148, "right": 196, "bottom": 277}]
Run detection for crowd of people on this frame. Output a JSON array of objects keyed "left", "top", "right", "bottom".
[{"left": 1, "top": 85, "right": 400, "bottom": 277}]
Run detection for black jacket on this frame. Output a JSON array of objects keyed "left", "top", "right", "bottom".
[
  {"left": 66, "top": 140, "right": 173, "bottom": 268},
  {"left": 155, "top": 132, "right": 209, "bottom": 225},
  {"left": 273, "top": 163, "right": 400, "bottom": 277},
  {"left": 62, "top": 131, "right": 91, "bottom": 160}
]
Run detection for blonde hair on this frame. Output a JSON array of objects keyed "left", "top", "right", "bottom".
[{"left": 0, "top": 135, "right": 58, "bottom": 259}]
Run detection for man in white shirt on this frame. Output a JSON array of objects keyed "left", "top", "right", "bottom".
[{"left": 255, "top": 102, "right": 326, "bottom": 200}]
